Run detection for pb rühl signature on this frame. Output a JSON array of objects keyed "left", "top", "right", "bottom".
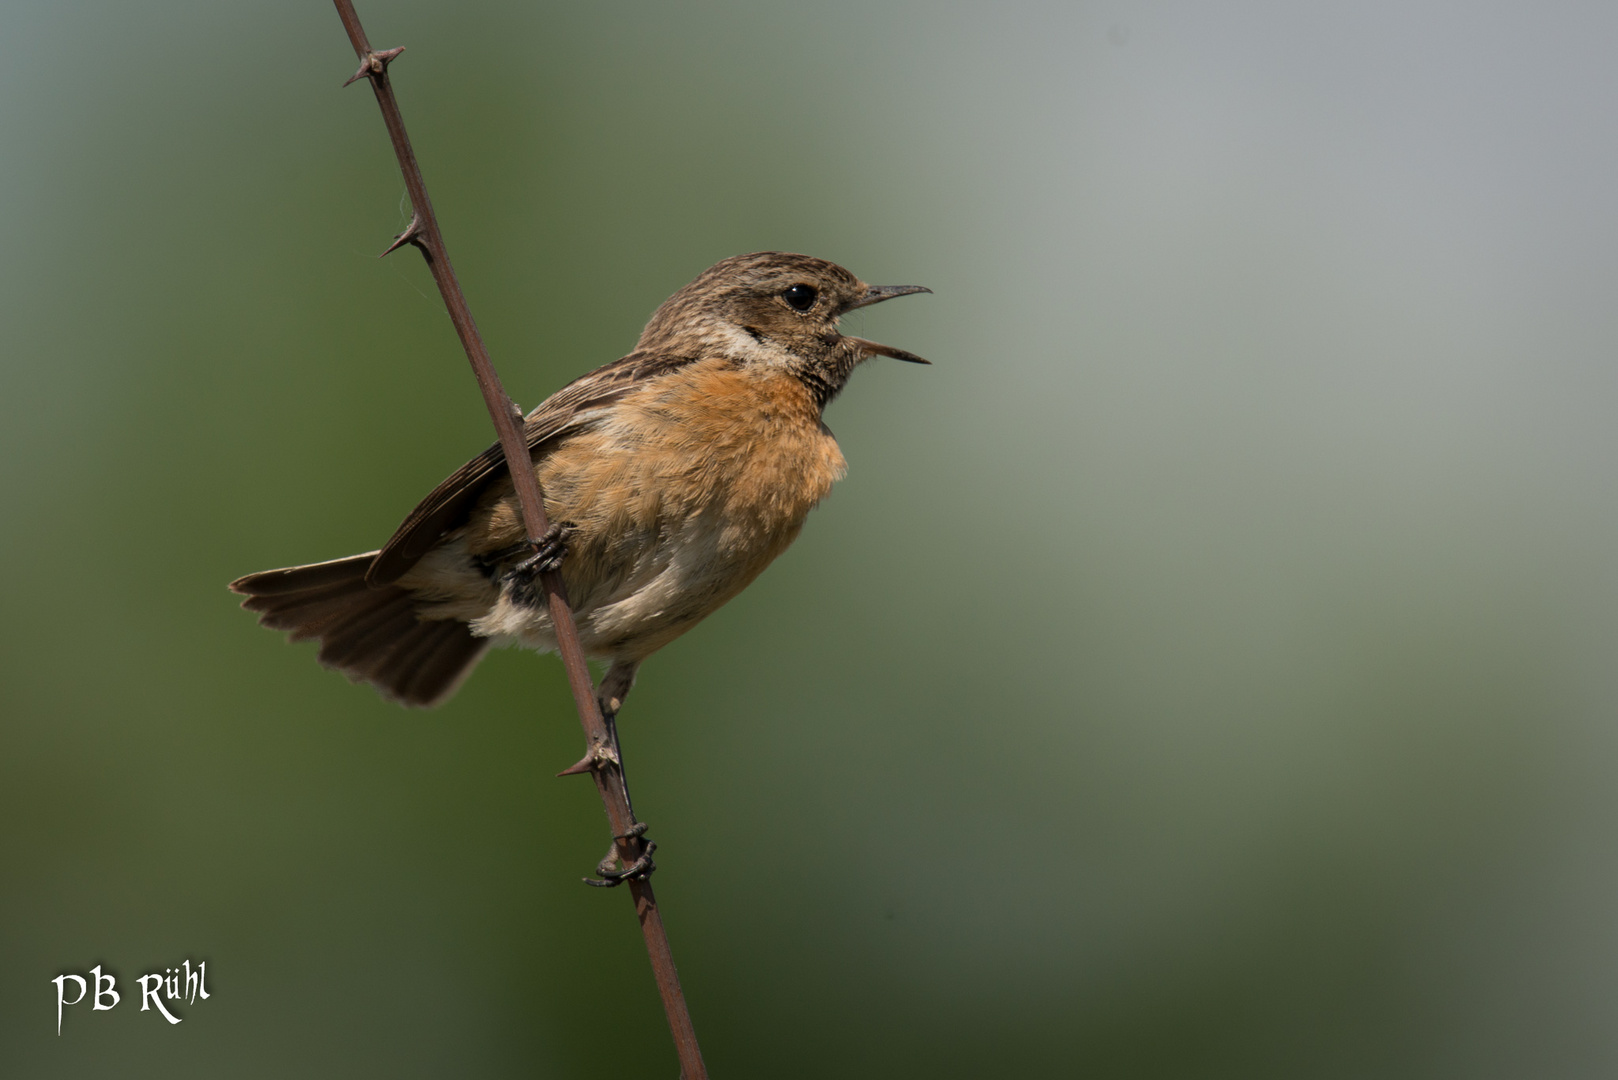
[{"left": 53, "top": 960, "right": 210, "bottom": 1033}]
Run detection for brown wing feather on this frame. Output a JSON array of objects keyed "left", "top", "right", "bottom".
[{"left": 366, "top": 350, "right": 702, "bottom": 586}]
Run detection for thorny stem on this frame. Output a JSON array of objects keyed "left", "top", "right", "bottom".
[{"left": 329, "top": 4, "right": 707, "bottom": 1076}]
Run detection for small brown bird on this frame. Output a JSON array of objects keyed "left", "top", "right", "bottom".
[{"left": 231, "top": 251, "right": 930, "bottom": 716}]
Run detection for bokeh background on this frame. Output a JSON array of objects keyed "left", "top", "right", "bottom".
[{"left": 5, "top": 1, "right": 1618, "bottom": 1076}]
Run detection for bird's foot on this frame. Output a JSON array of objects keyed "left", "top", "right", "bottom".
[
  {"left": 584, "top": 822, "right": 656, "bottom": 888},
  {"left": 479, "top": 522, "right": 574, "bottom": 604},
  {"left": 508, "top": 521, "right": 574, "bottom": 577}
]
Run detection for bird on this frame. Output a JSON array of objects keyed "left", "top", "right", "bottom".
[{"left": 230, "top": 251, "right": 931, "bottom": 719}]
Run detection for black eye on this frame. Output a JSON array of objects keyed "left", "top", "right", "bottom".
[{"left": 782, "top": 283, "right": 817, "bottom": 312}]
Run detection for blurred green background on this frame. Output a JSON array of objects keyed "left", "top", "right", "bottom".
[{"left": 5, "top": 1, "right": 1618, "bottom": 1076}]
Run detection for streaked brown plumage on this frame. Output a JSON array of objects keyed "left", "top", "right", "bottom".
[{"left": 231, "top": 252, "right": 930, "bottom": 713}]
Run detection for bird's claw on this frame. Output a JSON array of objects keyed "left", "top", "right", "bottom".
[
  {"left": 508, "top": 521, "right": 574, "bottom": 577},
  {"left": 478, "top": 522, "right": 575, "bottom": 607},
  {"left": 584, "top": 823, "right": 656, "bottom": 887}
]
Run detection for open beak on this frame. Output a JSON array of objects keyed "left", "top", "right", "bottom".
[
  {"left": 844, "top": 284, "right": 933, "bottom": 364},
  {"left": 848, "top": 284, "right": 932, "bottom": 310},
  {"left": 845, "top": 336, "right": 930, "bottom": 364}
]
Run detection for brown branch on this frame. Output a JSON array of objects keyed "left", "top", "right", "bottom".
[{"left": 329, "top": 4, "right": 707, "bottom": 1076}]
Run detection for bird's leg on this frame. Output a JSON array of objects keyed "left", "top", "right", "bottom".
[
  {"left": 581, "top": 661, "right": 655, "bottom": 887},
  {"left": 595, "top": 660, "right": 639, "bottom": 791},
  {"left": 584, "top": 821, "right": 656, "bottom": 888},
  {"left": 594, "top": 659, "right": 639, "bottom": 728},
  {"left": 477, "top": 522, "right": 574, "bottom": 608},
  {"left": 477, "top": 522, "right": 572, "bottom": 572},
  {"left": 507, "top": 520, "right": 574, "bottom": 577}
]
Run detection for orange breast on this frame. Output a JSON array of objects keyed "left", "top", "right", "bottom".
[{"left": 464, "top": 359, "right": 847, "bottom": 648}]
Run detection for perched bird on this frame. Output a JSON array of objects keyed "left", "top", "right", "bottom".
[{"left": 231, "top": 251, "right": 930, "bottom": 717}]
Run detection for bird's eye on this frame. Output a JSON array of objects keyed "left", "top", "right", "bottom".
[{"left": 782, "top": 283, "right": 818, "bottom": 312}]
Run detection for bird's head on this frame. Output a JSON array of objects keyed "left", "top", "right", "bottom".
[{"left": 637, "top": 251, "right": 931, "bottom": 407}]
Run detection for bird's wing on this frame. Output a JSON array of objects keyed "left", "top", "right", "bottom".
[{"left": 366, "top": 350, "right": 702, "bottom": 586}]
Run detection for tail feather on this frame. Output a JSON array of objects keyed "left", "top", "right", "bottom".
[
  {"left": 235, "top": 556, "right": 384, "bottom": 595},
  {"left": 263, "top": 584, "right": 396, "bottom": 642},
  {"left": 315, "top": 592, "right": 418, "bottom": 669},
  {"left": 393, "top": 621, "right": 489, "bottom": 705},
  {"left": 230, "top": 552, "right": 488, "bottom": 708}
]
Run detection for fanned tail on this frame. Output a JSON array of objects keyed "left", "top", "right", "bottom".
[{"left": 230, "top": 552, "right": 488, "bottom": 708}]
